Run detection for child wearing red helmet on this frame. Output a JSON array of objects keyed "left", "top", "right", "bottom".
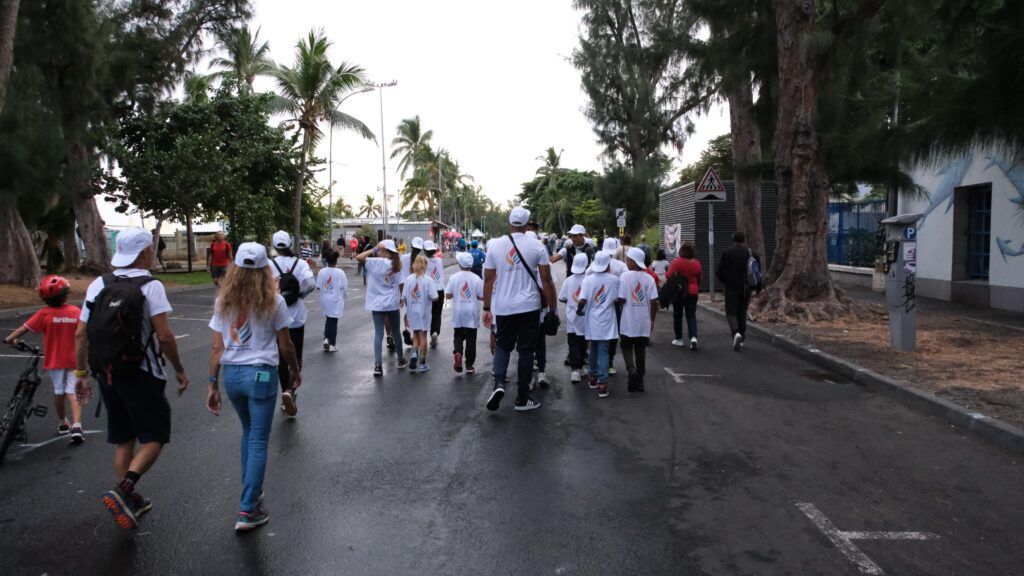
[{"left": 4, "top": 275, "right": 85, "bottom": 443}]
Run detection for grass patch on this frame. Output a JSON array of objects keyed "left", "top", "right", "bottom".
[{"left": 153, "top": 270, "right": 213, "bottom": 286}]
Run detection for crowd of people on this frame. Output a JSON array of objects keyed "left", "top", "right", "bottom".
[{"left": 4, "top": 207, "right": 762, "bottom": 535}]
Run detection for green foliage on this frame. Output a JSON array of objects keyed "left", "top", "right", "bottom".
[
  {"left": 676, "top": 134, "right": 734, "bottom": 187},
  {"left": 519, "top": 153, "right": 600, "bottom": 235},
  {"left": 572, "top": 198, "right": 609, "bottom": 237},
  {"left": 595, "top": 157, "right": 669, "bottom": 234}
]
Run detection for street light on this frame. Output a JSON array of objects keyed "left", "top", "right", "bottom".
[
  {"left": 327, "top": 86, "right": 373, "bottom": 245},
  {"left": 369, "top": 80, "right": 397, "bottom": 238}
]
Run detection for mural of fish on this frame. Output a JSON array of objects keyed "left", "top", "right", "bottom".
[
  {"left": 918, "top": 154, "right": 972, "bottom": 229},
  {"left": 984, "top": 155, "right": 1024, "bottom": 206},
  {"left": 996, "top": 238, "right": 1024, "bottom": 262}
]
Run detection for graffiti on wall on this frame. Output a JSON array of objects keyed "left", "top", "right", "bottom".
[{"left": 987, "top": 155, "right": 1024, "bottom": 261}]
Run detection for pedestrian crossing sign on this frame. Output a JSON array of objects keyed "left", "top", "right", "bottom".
[{"left": 695, "top": 167, "right": 726, "bottom": 202}]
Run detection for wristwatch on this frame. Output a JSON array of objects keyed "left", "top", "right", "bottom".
[{"left": 208, "top": 376, "right": 218, "bottom": 384}]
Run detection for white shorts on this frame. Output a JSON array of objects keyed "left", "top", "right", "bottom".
[{"left": 49, "top": 369, "right": 76, "bottom": 395}]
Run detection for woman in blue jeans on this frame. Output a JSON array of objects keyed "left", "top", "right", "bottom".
[
  {"left": 356, "top": 239, "right": 408, "bottom": 376},
  {"left": 206, "top": 242, "right": 301, "bottom": 532}
]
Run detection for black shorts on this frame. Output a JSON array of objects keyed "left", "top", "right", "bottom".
[
  {"left": 97, "top": 369, "right": 171, "bottom": 445},
  {"left": 211, "top": 266, "right": 227, "bottom": 279}
]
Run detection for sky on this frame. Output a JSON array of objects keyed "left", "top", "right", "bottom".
[{"left": 101, "top": 0, "right": 730, "bottom": 228}]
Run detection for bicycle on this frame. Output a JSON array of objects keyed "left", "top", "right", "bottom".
[{"left": 0, "top": 341, "right": 48, "bottom": 465}]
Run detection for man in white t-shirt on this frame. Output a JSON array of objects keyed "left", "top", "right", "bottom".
[
  {"left": 445, "top": 252, "right": 484, "bottom": 374},
  {"left": 482, "top": 207, "right": 557, "bottom": 412},
  {"left": 316, "top": 250, "right": 348, "bottom": 353},
  {"left": 550, "top": 224, "right": 594, "bottom": 277},
  {"left": 74, "top": 227, "right": 188, "bottom": 531},
  {"left": 577, "top": 252, "right": 619, "bottom": 398},
  {"left": 617, "top": 247, "right": 659, "bottom": 393},
  {"left": 270, "top": 230, "right": 316, "bottom": 417},
  {"left": 558, "top": 253, "right": 589, "bottom": 383}
]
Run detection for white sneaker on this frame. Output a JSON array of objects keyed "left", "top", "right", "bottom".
[
  {"left": 690, "top": 337, "right": 698, "bottom": 351},
  {"left": 570, "top": 370, "right": 581, "bottom": 383},
  {"left": 323, "top": 338, "right": 329, "bottom": 351},
  {"left": 671, "top": 339, "right": 686, "bottom": 347},
  {"left": 430, "top": 332, "right": 438, "bottom": 348},
  {"left": 733, "top": 333, "right": 742, "bottom": 352},
  {"left": 326, "top": 345, "right": 339, "bottom": 353}
]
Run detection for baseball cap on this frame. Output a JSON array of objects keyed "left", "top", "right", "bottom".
[
  {"left": 571, "top": 253, "right": 589, "bottom": 274},
  {"left": 111, "top": 227, "right": 153, "bottom": 268},
  {"left": 509, "top": 206, "right": 531, "bottom": 226},
  {"left": 423, "top": 240, "right": 437, "bottom": 251},
  {"left": 411, "top": 237, "right": 424, "bottom": 250},
  {"left": 591, "top": 251, "right": 611, "bottom": 273},
  {"left": 235, "top": 242, "right": 269, "bottom": 269},
  {"left": 380, "top": 239, "right": 399, "bottom": 253},
  {"left": 602, "top": 238, "right": 619, "bottom": 253},
  {"left": 626, "top": 247, "right": 647, "bottom": 269},
  {"left": 272, "top": 230, "right": 292, "bottom": 249},
  {"left": 457, "top": 252, "right": 474, "bottom": 268},
  {"left": 569, "top": 224, "right": 586, "bottom": 235}
]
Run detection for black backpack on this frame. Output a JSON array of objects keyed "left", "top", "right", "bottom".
[
  {"left": 86, "top": 274, "right": 159, "bottom": 373},
  {"left": 272, "top": 258, "right": 301, "bottom": 306}
]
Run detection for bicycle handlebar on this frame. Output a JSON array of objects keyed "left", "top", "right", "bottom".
[{"left": 9, "top": 340, "right": 41, "bottom": 356}]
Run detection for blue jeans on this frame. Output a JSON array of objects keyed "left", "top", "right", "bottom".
[
  {"left": 588, "top": 340, "right": 612, "bottom": 384},
  {"left": 372, "top": 309, "right": 405, "bottom": 365},
  {"left": 222, "top": 364, "right": 278, "bottom": 513}
]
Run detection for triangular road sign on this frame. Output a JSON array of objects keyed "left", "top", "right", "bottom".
[{"left": 695, "top": 167, "right": 726, "bottom": 201}]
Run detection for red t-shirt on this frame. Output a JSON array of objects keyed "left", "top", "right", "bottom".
[
  {"left": 667, "top": 257, "right": 702, "bottom": 295},
  {"left": 23, "top": 304, "right": 80, "bottom": 370},
  {"left": 210, "top": 241, "right": 233, "bottom": 267}
]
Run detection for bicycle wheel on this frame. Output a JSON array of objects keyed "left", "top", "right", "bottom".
[{"left": 0, "top": 389, "right": 29, "bottom": 465}]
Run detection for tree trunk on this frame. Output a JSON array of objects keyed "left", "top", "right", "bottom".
[
  {"left": 727, "top": 80, "right": 765, "bottom": 260},
  {"left": 67, "top": 131, "right": 110, "bottom": 275},
  {"left": 186, "top": 214, "right": 193, "bottom": 273},
  {"left": 63, "top": 227, "right": 80, "bottom": 272},
  {"left": 0, "top": 0, "right": 19, "bottom": 117},
  {"left": 0, "top": 203, "right": 41, "bottom": 287},
  {"left": 293, "top": 130, "right": 310, "bottom": 251},
  {"left": 755, "top": 0, "right": 851, "bottom": 322}
]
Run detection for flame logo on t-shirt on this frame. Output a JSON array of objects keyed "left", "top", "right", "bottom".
[
  {"left": 229, "top": 313, "right": 252, "bottom": 345},
  {"left": 383, "top": 270, "right": 398, "bottom": 287},
  {"left": 411, "top": 282, "right": 422, "bottom": 301},
  {"left": 324, "top": 275, "right": 334, "bottom": 290},
  {"left": 631, "top": 282, "right": 646, "bottom": 303},
  {"left": 594, "top": 284, "right": 608, "bottom": 306},
  {"left": 431, "top": 266, "right": 440, "bottom": 281},
  {"left": 505, "top": 247, "right": 521, "bottom": 266},
  {"left": 572, "top": 286, "right": 581, "bottom": 304},
  {"left": 460, "top": 281, "right": 472, "bottom": 301}
]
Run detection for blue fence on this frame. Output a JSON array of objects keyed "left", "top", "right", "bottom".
[{"left": 827, "top": 200, "right": 887, "bottom": 266}]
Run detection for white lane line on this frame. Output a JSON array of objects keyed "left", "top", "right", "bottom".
[
  {"left": 9, "top": 430, "right": 105, "bottom": 459},
  {"left": 175, "top": 334, "right": 190, "bottom": 339},
  {"left": 797, "top": 503, "right": 938, "bottom": 575},
  {"left": 0, "top": 354, "right": 43, "bottom": 358},
  {"left": 663, "top": 367, "right": 718, "bottom": 383}
]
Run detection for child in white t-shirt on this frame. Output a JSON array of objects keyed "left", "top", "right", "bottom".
[
  {"left": 445, "top": 252, "right": 484, "bottom": 374},
  {"left": 577, "top": 252, "right": 620, "bottom": 398},
  {"left": 558, "top": 253, "right": 589, "bottom": 383},
  {"left": 618, "top": 248, "right": 659, "bottom": 393},
  {"left": 401, "top": 255, "right": 438, "bottom": 372},
  {"left": 316, "top": 250, "right": 347, "bottom": 352}
]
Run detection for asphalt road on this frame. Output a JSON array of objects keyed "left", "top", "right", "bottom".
[{"left": 0, "top": 264, "right": 1021, "bottom": 576}]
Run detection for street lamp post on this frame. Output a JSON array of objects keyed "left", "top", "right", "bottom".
[
  {"left": 370, "top": 80, "right": 397, "bottom": 238},
  {"left": 327, "top": 87, "right": 373, "bottom": 246}
]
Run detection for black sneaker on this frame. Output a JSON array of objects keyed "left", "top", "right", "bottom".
[
  {"left": 101, "top": 486, "right": 139, "bottom": 530},
  {"left": 387, "top": 335, "right": 396, "bottom": 350},
  {"left": 57, "top": 421, "right": 70, "bottom": 436},
  {"left": 486, "top": 387, "right": 505, "bottom": 411},
  {"left": 403, "top": 329, "right": 413, "bottom": 346},
  {"left": 397, "top": 357, "right": 409, "bottom": 369},
  {"left": 70, "top": 424, "right": 85, "bottom": 444},
  {"left": 514, "top": 397, "right": 541, "bottom": 412},
  {"left": 131, "top": 493, "right": 153, "bottom": 519},
  {"left": 373, "top": 364, "right": 383, "bottom": 377},
  {"left": 234, "top": 508, "right": 270, "bottom": 532},
  {"left": 409, "top": 354, "right": 419, "bottom": 371}
]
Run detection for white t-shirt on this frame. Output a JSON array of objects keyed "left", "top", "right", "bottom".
[
  {"left": 400, "top": 253, "right": 414, "bottom": 281},
  {"left": 270, "top": 256, "right": 315, "bottom": 328},
  {"left": 651, "top": 260, "right": 670, "bottom": 277},
  {"left": 617, "top": 270, "right": 658, "bottom": 338},
  {"left": 80, "top": 269, "right": 173, "bottom": 380},
  {"left": 209, "top": 295, "right": 291, "bottom": 366},
  {"left": 558, "top": 272, "right": 586, "bottom": 335},
  {"left": 316, "top": 267, "right": 348, "bottom": 319},
  {"left": 580, "top": 272, "right": 619, "bottom": 341},
  {"left": 427, "top": 255, "right": 445, "bottom": 290},
  {"left": 401, "top": 274, "right": 438, "bottom": 331},
  {"left": 445, "top": 271, "right": 484, "bottom": 329},
  {"left": 484, "top": 233, "right": 550, "bottom": 316},
  {"left": 364, "top": 257, "right": 403, "bottom": 311}
]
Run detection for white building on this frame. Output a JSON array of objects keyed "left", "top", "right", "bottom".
[{"left": 900, "top": 149, "right": 1024, "bottom": 311}]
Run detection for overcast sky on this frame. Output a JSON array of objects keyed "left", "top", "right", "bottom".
[{"left": 102, "top": 0, "right": 729, "bottom": 227}]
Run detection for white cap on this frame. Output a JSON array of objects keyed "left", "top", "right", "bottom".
[
  {"left": 272, "top": 230, "right": 292, "bottom": 249},
  {"left": 111, "top": 227, "right": 153, "bottom": 268},
  {"left": 509, "top": 206, "right": 531, "bottom": 226},
  {"left": 457, "top": 252, "right": 473, "bottom": 268},
  {"left": 626, "top": 247, "right": 647, "bottom": 269},
  {"left": 423, "top": 240, "right": 437, "bottom": 251},
  {"left": 411, "top": 237, "right": 424, "bottom": 250},
  {"left": 235, "top": 242, "right": 269, "bottom": 269},
  {"left": 569, "top": 224, "right": 586, "bottom": 235},
  {"left": 590, "top": 251, "right": 611, "bottom": 273},
  {"left": 602, "top": 238, "right": 619, "bottom": 253},
  {"left": 571, "top": 253, "right": 589, "bottom": 274},
  {"left": 584, "top": 237, "right": 596, "bottom": 248},
  {"left": 380, "top": 239, "right": 399, "bottom": 253}
]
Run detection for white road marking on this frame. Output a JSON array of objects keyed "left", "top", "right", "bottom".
[
  {"left": 797, "top": 502, "right": 939, "bottom": 575},
  {"left": 0, "top": 354, "right": 43, "bottom": 358},
  {"left": 9, "top": 430, "right": 104, "bottom": 459},
  {"left": 663, "top": 367, "right": 718, "bottom": 383},
  {"left": 175, "top": 334, "right": 190, "bottom": 340}
]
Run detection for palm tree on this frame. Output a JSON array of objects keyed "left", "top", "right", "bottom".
[
  {"left": 390, "top": 116, "right": 433, "bottom": 179},
  {"left": 332, "top": 197, "right": 354, "bottom": 218},
  {"left": 532, "top": 147, "right": 567, "bottom": 232},
  {"left": 273, "top": 29, "right": 375, "bottom": 249},
  {"left": 183, "top": 72, "right": 212, "bottom": 103},
  {"left": 211, "top": 26, "right": 276, "bottom": 93},
  {"left": 358, "top": 194, "right": 382, "bottom": 218}
]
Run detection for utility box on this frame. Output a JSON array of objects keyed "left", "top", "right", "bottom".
[{"left": 880, "top": 213, "right": 923, "bottom": 351}]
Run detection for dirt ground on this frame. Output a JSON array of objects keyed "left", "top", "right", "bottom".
[{"left": 730, "top": 300, "right": 1024, "bottom": 430}]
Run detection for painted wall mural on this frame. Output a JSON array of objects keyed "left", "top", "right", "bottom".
[{"left": 988, "top": 155, "right": 1024, "bottom": 261}]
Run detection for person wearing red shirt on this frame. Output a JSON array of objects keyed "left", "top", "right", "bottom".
[
  {"left": 207, "top": 231, "right": 233, "bottom": 287},
  {"left": 4, "top": 275, "right": 84, "bottom": 441},
  {"left": 666, "top": 241, "right": 702, "bottom": 350}
]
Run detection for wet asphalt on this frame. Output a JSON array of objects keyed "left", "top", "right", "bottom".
[{"left": 0, "top": 264, "right": 1021, "bottom": 576}]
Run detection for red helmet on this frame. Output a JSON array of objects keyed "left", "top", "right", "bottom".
[{"left": 38, "top": 275, "right": 71, "bottom": 301}]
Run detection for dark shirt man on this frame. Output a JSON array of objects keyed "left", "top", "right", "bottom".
[{"left": 716, "top": 231, "right": 762, "bottom": 351}]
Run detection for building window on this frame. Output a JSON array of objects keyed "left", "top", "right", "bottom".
[{"left": 966, "top": 187, "right": 991, "bottom": 281}]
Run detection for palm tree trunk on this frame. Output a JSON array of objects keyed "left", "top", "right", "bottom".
[
  {"left": 0, "top": 0, "right": 19, "bottom": 117},
  {"left": 293, "top": 129, "right": 311, "bottom": 251}
]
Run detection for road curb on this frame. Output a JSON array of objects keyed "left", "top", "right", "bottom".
[
  {"left": 698, "top": 301, "right": 1024, "bottom": 455},
  {"left": 0, "top": 282, "right": 216, "bottom": 322}
]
